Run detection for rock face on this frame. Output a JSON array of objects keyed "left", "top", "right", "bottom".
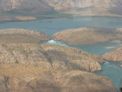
[
  {"left": 103, "top": 47, "right": 122, "bottom": 62},
  {"left": 0, "top": 0, "right": 54, "bottom": 14},
  {"left": 0, "top": 0, "right": 122, "bottom": 16},
  {"left": 43, "top": 0, "right": 122, "bottom": 16},
  {"left": 53, "top": 27, "right": 122, "bottom": 45},
  {"left": 0, "top": 28, "right": 49, "bottom": 43}
]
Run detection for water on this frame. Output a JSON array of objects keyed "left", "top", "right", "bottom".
[
  {"left": 98, "top": 62, "right": 122, "bottom": 90},
  {"left": 0, "top": 16, "right": 122, "bottom": 35},
  {"left": 74, "top": 41, "right": 122, "bottom": 55}
]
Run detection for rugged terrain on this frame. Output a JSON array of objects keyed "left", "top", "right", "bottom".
[
  {"left": 0, "top": 28, "right": 117, "bottom": 92},
  {"left": 53, "top": 27, "right": 122, "bottom": 45}
]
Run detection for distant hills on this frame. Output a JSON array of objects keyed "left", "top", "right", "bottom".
[{"left": 0, "top": 0, "right": 122, "bottom": 17}]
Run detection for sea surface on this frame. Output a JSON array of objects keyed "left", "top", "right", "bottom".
[{"left": 1, "top": 16, "right": 122, "bottom": 91}]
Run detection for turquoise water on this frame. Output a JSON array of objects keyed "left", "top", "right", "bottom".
[
  {"left": 0, "top": 16, "right": 122, "bottom": 35},
  {"left": 74, "top": 41, "right": 122, "bottom": 55},
  {"left": 98, "top": 62, "right": 122, "bottom": 91}
]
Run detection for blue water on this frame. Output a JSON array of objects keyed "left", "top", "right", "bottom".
[
  {"left": 98, "top": 62, "right": 122, "bottom": 91},
  {"left": 0, "top": 16, "right": 122, "bottom": 35}
]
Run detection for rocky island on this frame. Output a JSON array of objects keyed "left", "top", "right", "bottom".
[
  {"left": 53, "top": 27, "right": 122, "bottom": 45},
  {"left": 0, "top": 28, "right": 117, "bottom": 92}
]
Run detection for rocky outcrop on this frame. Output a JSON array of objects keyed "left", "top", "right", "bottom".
[
  {"left": 0, "top": 28, "right": 49, "bottom": 43},
  {"left": 53, "top": 27, "right": 122, "bottom": 45},
  {"left": 0, "top": 43, "right": 102, "bottom": 72},
  {"left": 103, "top": 47, "right": 122, "bottom": 62}
]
